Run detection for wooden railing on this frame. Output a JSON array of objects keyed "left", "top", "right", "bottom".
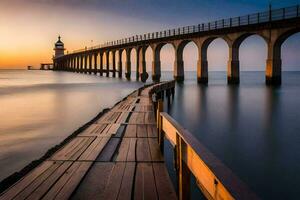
[{"left": 155, "top": 103, "right": 260, "bottom": 200}]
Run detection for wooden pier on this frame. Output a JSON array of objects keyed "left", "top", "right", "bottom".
[{"left": 0, "top": 81, "right": 177, "bottom": 200}]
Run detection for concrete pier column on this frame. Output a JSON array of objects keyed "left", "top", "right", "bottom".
[
  {"left": 152, "top": 45, "right": 161, "bottom": 82},
  {"left": 80, "top": 55, "right": 83, "bottom": 73},
  {"left": 136, "top": 48, "right": 140, "bottom": 81},
  {"left": 125, "top": 49, "right": 131, "bottom": 80},
  {"left": 89, "top": 54, "right": 92, "bottom": 74},
  {"left": 174, "top": 44, "right": 185, "bottom": 82},
  {"left": 84, "top": 54, "right": 88, "bottom": 74},
  {"left": 76, "top": 56, "right": 79, "bottom": 72},
  {"left": 266, "top": 41, "right": 281, "bottom": 85},
  {"left": 227, "top": 46, "right": 240, "bottom": 84},
  {"left": 99, "top": 52, "right": 103, "bottom": 76},
  {"left": 197, "top": 59, "right": 208, "bottom": 84},
  {"left": 112, "top": 51, "right": 116, "bottom": 77},
  {"left": 118, "top": 50, "right": 123, "bottom": 78},
  {"left": 106, "top": 51, "right": 110, "bottom": 77},
  {"left": 94, "top": 53, "right": 98, "bottom": 74},
  {"left": 138, "top": 46, "right": 148, "bottom": 82}
]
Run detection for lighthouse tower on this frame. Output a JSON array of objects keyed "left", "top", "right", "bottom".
[{"left": 53, "top": 35, "right": 65, "bottom": 59}]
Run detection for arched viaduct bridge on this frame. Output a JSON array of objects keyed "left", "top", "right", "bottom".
[{"left": 53, "top": 5, "right": 300, "bottom": 85}]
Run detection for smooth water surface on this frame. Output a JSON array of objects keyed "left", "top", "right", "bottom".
[
  {"left": 163, "top": 71, "right": 300, "bottom": 200},
  {"left": 1, "top": 70, "right": 299, "bottom": 200},
  {"left": 0, "top": 70, "right": 142, "bottom": 181}
]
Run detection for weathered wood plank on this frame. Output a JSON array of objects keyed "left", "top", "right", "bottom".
[
  {"left": 43, "top": 162, "right": 92, "bottom": 200},
  {"left": 137, "top": 124, "right": 147, "bottom": 138},
  {"left": 71, "top": 163, "right": 114, "bottom": 200},
  {"left": 148, "top": 138, "right": 164, "bottom": 162},
  {"left": 136, "top": 138, "right": 151, "bottom": 162},
  {"left": 115, "top": 138, "right": 136, "bottom": 162},
  {"left": 123, "top": 124, "right": 136, "bottom": 138},
  {"left": 78, "top": 137, "right": 110, "bottom": 161},
  {"left": 96, "top": 138, "right": 120, "bottom": 161},
  {"left": 26, "top": 162, "right": 73, "bottom": 200},
  {"left": 128, "top": 112, "right": 138, "bottom": 124},
  {"left": 116, "top": 112, "right": 130, "bottom": 123},
  {"left": 134, "top": 163, "right": 158, "bottom": 200},
  {"left": 145, "top": 112, "right": 155, "bottom": 124},
  {"left": 147, "top": 125, "right": 157, "bottom": 138},
  {"left": 117, "top": 162, "right": 136, "bottom": 200},
  {"left": 107, "top": 123, "right": 121, "bottom": 135},
  {"left": 153, "top": 163, "right": 177, "bottom": 200},
  {"left": 0, "top": 161, "right": 54, "bottom": 200},
  {"left": 136, "top": 112, "right": 145, "bottom": 124},
  {"left": 50, "top": 137, "right": 95, "bottom": 161},
  {"left": 12, "top": 162, "right": 62, "bottom": 200},
  {"left": 79, "top": 124, "right": 108, "bottom": 137},
  {"left": 100, "top": 163, "right": 126, "bottom": 200}
]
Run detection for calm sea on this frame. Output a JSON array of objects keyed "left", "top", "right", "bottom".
[
  {"left": 0, "top": 70, "right": 142, "bottom": 181},
  {"left": 0, "top": 70, "right": 300, "bottom": 200}
]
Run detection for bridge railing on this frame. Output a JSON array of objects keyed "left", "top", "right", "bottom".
[{"left": 68, "top": 4, "right": 299, "bottom": 55}]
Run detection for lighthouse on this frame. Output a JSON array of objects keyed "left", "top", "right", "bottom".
[{"left": 53, "top": 35, "right": 65, "bottom": 59}]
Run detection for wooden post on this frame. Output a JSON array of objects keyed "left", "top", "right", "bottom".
[
  {"left": 178, "top": 137, "right": 190, "bottom": 200},
  {"left": 157, "top": 99, "right": 164, "bottom": 153}
]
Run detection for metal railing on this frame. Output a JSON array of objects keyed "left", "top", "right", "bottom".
[{"left": 69, "top": 4, "right": 300, "bottom": 55}]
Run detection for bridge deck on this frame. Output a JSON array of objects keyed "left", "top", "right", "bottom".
[{"left": 0, "top": 86, "right": 177, "bottom": 200}]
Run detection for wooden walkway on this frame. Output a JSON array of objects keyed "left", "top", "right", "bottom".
[{"left": 0, "top": 85, "right": 177, "bottom": 200}]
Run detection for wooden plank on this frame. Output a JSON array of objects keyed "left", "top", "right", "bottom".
[
  {"left": 71, "top": 163, "right": 114, "bottom": 199},
  {"left": 127, "top": 138, "right": 137, "bottom": 162},
  {"left": 50, "top": 137, "right": 95, "bottom": 161},
  {"left": 136, "top": 112, "right": 145, "bottom": 124},
  {"left": 43, "top": 162, "right": 92, "bottom": 200},
  {"left": 145, "top": 112, "right": 155, "bottom": 124},
  {"left": 96, "top": 138, "right": 120, "bottom": 161},
  {"left": 114, "top": 124, "right": 126, "bottom": 138},
  {"left": 117, "top": 163, "right": 136, "bottom": 200},
  {"left": 134, "top": 163, "right": 158, "bottom": 200},
  {"left": 78, "top": 137, "right": 110, "bottom": 161},
  {"left": 136, "top": 138, "right": 151, "bottom": 162},
  {"left": 115, "top": 138, "right": 130, "bottom": 162},
  {"left": 152, "top": 163, "right": 177, "bottom": 200},
  {"left": 137, "top": 124, "right": 147, "bottom": 138},
  {"left": 128, "top": 112, "right": 138, "bottom": 124},
  {"left": 0, "top": 161, "right": 54, "bottom": 200},
  {"left": 69, "top": 137, "right": 95, "bottom": 161},
  {"left": 79, "top": 124, "right": 108, "bottom": 137},
  {"left": 148, "top": 138, "right": 164, "bottom": 162},
  {"left": 11, "top": 162, "right": 62, "bottom": 200},
  {"left": 123, "top": 124, "right": 136, "bottom": 138},
  {"left": 116, "top": 112, "right": 130, "bottom": 123},
  {"left": 115, "top": 138, "right": 136, "bottom": 162},
  {"left": 107, "top": 123, "right": 121, "bottom": 135},
  {"left": 147, "top": 125, "right": 157, "bottom": 138},
  {"left": 100, "top": 163, "right": 126, "bottom": 200},
  {"left": 26, "top": 162, "right": 73, "bottom": 200}
]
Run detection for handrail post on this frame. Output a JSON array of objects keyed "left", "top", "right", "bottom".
[
  {"left": 177, "top": 136, "right": 191, "bottom": 200},
  {"left": 157, "top": 99, "right": 164, "bottom": 153}
]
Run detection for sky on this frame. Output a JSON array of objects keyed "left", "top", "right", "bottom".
[{"left": 0, "top": 0, "right": 299, "bottom": 70}]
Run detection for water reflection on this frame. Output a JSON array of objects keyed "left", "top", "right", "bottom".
[{"left": 166, "top": 71, "right": 300, "bottom": 199}]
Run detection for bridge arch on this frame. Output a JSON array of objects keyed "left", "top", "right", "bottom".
[
  {"left": 230, "top": 33, "right": 267, "bottom": 83},
  {"left": 197, "top": 36, "right": 230, "bottom": 83},
  {"left": 136, "top": 45, "right": 152, "bottom": 82},
  {"left": 152, "top": 42, "right": 176, "bottom": 81},
  {"left": 177, "top": 40, "right": 200, "bottom": 80},
  {"left": 266, "top": 27, "right": 300, "bottom": 84}
]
